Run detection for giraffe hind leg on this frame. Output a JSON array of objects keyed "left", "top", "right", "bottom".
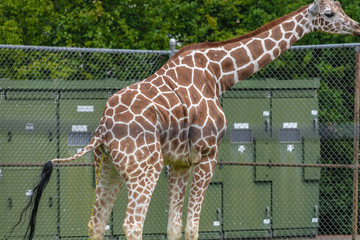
[
  {"left": 185, "top": 157, "right": 217, "bottom": 240},
  {"left": 167, "top": 165, "right": 191, "bottom": 240},
  {"left": 119, "top": 143, "right": 163, "bottom": 240},
  {"left": 88, "top": 148, "right": 123, "bottom": 240}
]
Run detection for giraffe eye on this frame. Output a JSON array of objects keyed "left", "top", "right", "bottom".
[{"left": 325, "top": 12, "right": 335, "bottom": 18}]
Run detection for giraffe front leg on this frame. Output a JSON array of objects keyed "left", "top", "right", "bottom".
[
  {"left": 88, "top": 149, "right": 123, "bottom": 240},
  {"left": 185, "top": 157, "right": 217, "bottom": 240},
  {"left": 167, "top": 165, "right": 191, "bottom": 240}
]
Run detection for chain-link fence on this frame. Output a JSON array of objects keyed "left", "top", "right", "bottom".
[{"left": 0, "top": 42, "right": 359, "bottom": 240}]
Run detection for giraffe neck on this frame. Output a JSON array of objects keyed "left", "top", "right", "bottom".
[{"left": 208, "top": 5, "right": 313, "bottom": 95}]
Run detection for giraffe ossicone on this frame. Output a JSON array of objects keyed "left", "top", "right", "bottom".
[{"left": 20, "top": 1, "right": 359, "bottom": 240}]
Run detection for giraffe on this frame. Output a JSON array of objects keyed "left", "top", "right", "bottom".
[{"left": 18, "top": 0, "right": 359, "bottom": 240}]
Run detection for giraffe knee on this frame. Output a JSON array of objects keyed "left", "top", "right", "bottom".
[
  {"left": 122, "top": 223, "right": 143, "bottom": 240},
  {"left": 185, "top": 231, "right": 199, "bottom": 240},
  {"left": 167, "top": 224, "right": 182, "bottom": 240},
  {"left": 88, "top": 218, "right": 106, "bottom": 240},
  {"left": 89, "top": 233, "right": 104, "bottom": 240}
]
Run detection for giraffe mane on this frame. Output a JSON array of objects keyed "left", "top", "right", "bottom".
[{"left": 172, "top": 4, "right": 310, "bottom": 58}]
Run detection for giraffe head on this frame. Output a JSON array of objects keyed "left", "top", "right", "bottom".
[{"left": 308, "top": 0, "right": 360, "bottom": 36}]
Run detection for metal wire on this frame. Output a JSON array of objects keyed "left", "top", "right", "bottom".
[{"left": 1, "top": 43, "right": 360, "bottom": 239}]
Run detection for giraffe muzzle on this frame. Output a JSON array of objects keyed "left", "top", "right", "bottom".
[
  {"left": 353, "top": 22, "right": 360, "bottom": 37},
  {"left": 354, "top": 29, "right": 360, "bottom": 37}
]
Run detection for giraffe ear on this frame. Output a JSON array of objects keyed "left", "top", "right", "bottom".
[
  {"left": 309, "top": 0, "right": 319, "bottom": 15},
  {"left": 334, "top": 1, "right": 342, "bottom": 8}
]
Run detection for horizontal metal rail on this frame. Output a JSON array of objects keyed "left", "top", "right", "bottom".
[
  {"left": 0, "top": 163, "right": 95, "bottom": 167},
  {"left": 1, "top": 161, "right": 358, "bottom": 169},
  {"left": 1, "top": 43, "right": 360, "bottom": 54},
  {"left": 218, "top": 161, "right": 359, "bottom": 169},
  {"left": 289, "top": 43, "right": 360, "bottom": 50}
]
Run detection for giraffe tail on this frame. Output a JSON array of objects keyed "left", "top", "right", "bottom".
[
  {"left": 9, "top": 124, "right": 104, "bottom": 239},
  {"left": 9, "top": 161, "right": 53, "bottom": 240},
  {"left": 51, "top": 124, "right": 104, "bottom": 164}
]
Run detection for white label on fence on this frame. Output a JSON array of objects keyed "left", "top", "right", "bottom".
[
  {"left": 105, "top": 225, "right": 110, "bottom": 230},
  {"left": 77, "top": 105, "right": 94, "bottom": 112},
  {"left": 26, "top": 123, "right": 34, "bottom": 131},
  {"left": 238, "top": 145, "right": 246, "bottom": 153},
  {"left": 25, "top": 189, "right": 33, "bottom": 197},
  {"left": 312, "top": 218, "right": 319, "bottom": 223},
  {"left": 234, "top": 123, "right": 249, "bottom": 129},
  {"left": 287, "top": 144, "right": 295, "bottom": 152},
  {"left": 311, "top": 110, "right": 318, "bottom": 116},
  {"left": 283, "top": 122, "right": 297, "bottom": 128},
  {"left": 72, "top": 125, "right": 88, "bottom": 132},
  {"left": 213, "top": 221, "right": 221, "bottom": 227},
  {"left": 263, "top": 111, "right": 270, "bottom": 117},
  {"left": 263, "top": 219, "right": 271, "bottom": 224}
]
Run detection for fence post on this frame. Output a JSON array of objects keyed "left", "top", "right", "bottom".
[
  {"left": 169, "top": 38, "right": 176, "bottom": 58},
  {"left": 353, "top": 47, "right": 360, "bottom": 240}
]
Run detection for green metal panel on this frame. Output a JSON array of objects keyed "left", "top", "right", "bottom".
[
  {"left": 59, "top": 98, "right": 107, "bottom": 161},
  {"left": 220, "top": 80, "right": 320, "bottom": 237},
  {"left": 0, "top": 79, "right": 132, "bottom": 91},
  {"left": 59, "top": 166, "right": 94, "bottom": 237},
  {"left": 57, "top": 90, "right": 110, "bottom": 237},
  {"left": 272, "top": 143, "right": 319, "bottom": 236},
  {"left": 58, "top": 94, "right": 108, "bottom": 237},
  {"left": 222, "top": 165, "right": 272, "bottom": 238},
  {"left": 304, "top": 139, "right": 321, "bottom": 180},
  {"left": 197, "top": 182, "right": 222, "bottom": 239},
  {"left": 4, "top": 90, "right": 56, "bottom": 100},
  {"left": 271, "top": 96, "right": 318, "bottom": 139},
  {"left": 271, "top": 96, "right": 319, "bottom": 236},
  {"left": 221, "top": 97, "right": 271, "bottom": 141},
  {"left": 272, "top": 95, "right": 321, "bottom": 181},
  {"left": 220, "top": 89, "right": 272, "bottom": 237},
  {"left": 0, "top": 167, "right": 57, "bottom": 238},
  {"left": 0, "top": 97, "right": 57, "bottom": 163},
  {"left": 220, "top": 96, "right": 271, "bottom": 181},
  {"left": 113, "top": 169, "right": 168, "bottom": 237},
  {"left": 255, "top": 141, "right": 276, "bottom": 182},
  {"left": 231, "top": 79, "right": 320, "bottom": 90},
  {"left": 272, "top": 96, "right": 320, "bottom": 181},
  {"left": 61, "top": 91, "right": 110, "bottom": 99}
]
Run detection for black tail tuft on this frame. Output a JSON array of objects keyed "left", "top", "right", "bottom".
[{"left": 9, "top": 161, "right": 54, "bottom": 240}]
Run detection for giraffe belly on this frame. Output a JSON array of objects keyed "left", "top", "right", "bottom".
[
  {"left": 162, "top": 141, "right": 201, "bottom": 167},
  {"left": 163, "top": 156, "right": 192, "bottom": 167}
]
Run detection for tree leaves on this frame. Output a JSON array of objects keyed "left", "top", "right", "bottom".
[{"left": 1, "top": 0, "right": 359, "bottom": 49}]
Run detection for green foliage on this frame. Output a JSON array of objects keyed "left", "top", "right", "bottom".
[
  {"left": 319, "top": 143, "right": 354, "bottom": 234},
  {"left": 0, "top": 0, "right": 54, "bottom": 45},
  {"left": 1, "top": 0, "right": 359, "bottom": 49}
]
